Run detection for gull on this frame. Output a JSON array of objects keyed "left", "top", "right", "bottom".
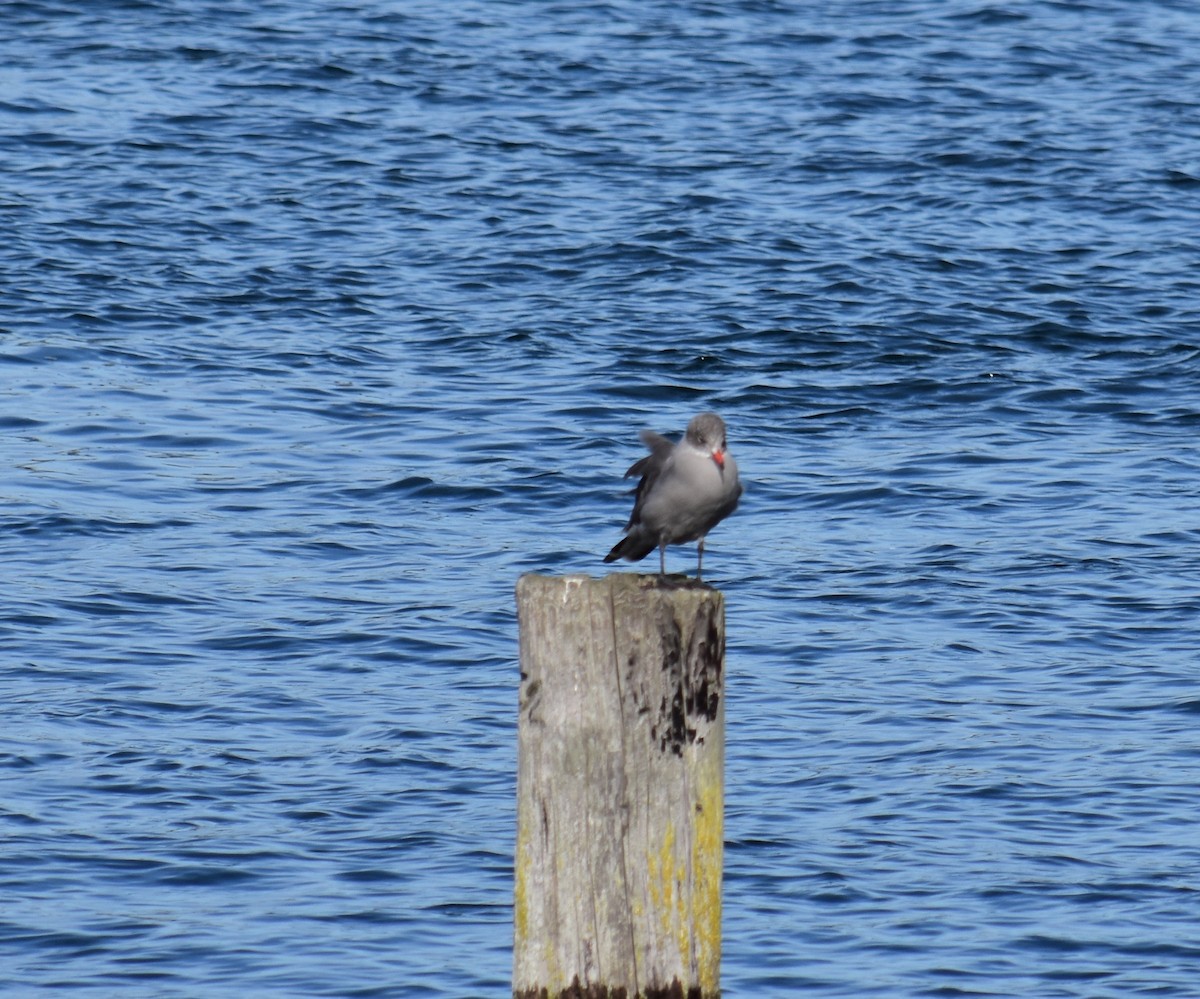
[{"left": 604, "top": 412, "right": 742, "bottom": 581}]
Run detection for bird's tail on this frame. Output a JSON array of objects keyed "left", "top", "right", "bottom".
[{"left": 604, "top": 530, "right": 658, "bottom": 564}]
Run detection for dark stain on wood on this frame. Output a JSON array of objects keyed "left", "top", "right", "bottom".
[
  {"left": 652, "top": 598, "right": 722, "bottom": 757},
  {"left": 513, "top": 975, "right": 712, "bottom": 998}
]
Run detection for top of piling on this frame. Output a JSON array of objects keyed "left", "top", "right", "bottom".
[
  {"left": 517, "top": 572, "right": 720, "bottom": 595},
  {"left": 516, "top": 574, "right": 725, "bottom": 627}
]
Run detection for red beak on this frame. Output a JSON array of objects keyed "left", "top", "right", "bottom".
[{"left": 711, "top": 448, "right": 725, "bottom": 468}]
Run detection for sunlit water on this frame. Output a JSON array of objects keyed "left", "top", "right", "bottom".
[{"left": 4, "top": 1, "right": 1200, "bottom": 996}]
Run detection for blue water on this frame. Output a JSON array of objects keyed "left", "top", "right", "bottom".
[{"left": 4, "top": 1, "right": 1200, "bottom": 995}]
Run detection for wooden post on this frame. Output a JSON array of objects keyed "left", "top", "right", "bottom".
[{"left": 514, "top": 573, "right": 724, "bottom": 999}]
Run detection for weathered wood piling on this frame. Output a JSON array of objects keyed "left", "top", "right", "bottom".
[{"left": 514, "top": 573, "right": 725, "bottom": 999}]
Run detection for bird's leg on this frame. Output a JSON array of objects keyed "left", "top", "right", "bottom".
[
  {"left": 659, "top": 541, "right": 666, "bottom": 577},
  {"left": 696, "top": 538, "right": 705, "bottom": 582}
]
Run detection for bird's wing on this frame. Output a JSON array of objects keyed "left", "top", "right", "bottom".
[
  {"left": 637, "top": 429, "right": 675, "bottom": 462},
  {"left": 622, "top": 430, "right": 676, "bottom": 529}
]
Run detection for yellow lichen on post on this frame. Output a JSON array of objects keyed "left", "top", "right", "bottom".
[
  {"left": 512, "top": 816, "right": 530, "bottom": 954},
  {"left": 514, "top": 573, "right": 725, "bottom": 999},
  {"left": 692, "top": 768, "right": 724, "bottom": 991}
]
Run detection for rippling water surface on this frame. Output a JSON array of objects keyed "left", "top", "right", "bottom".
[{"left": 5, "top": 1, "right": 1200, "bottom": 995}]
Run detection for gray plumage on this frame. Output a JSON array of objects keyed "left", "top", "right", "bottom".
[{"left": 604, "top": 412, "right": 742, "bottom": 580}]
